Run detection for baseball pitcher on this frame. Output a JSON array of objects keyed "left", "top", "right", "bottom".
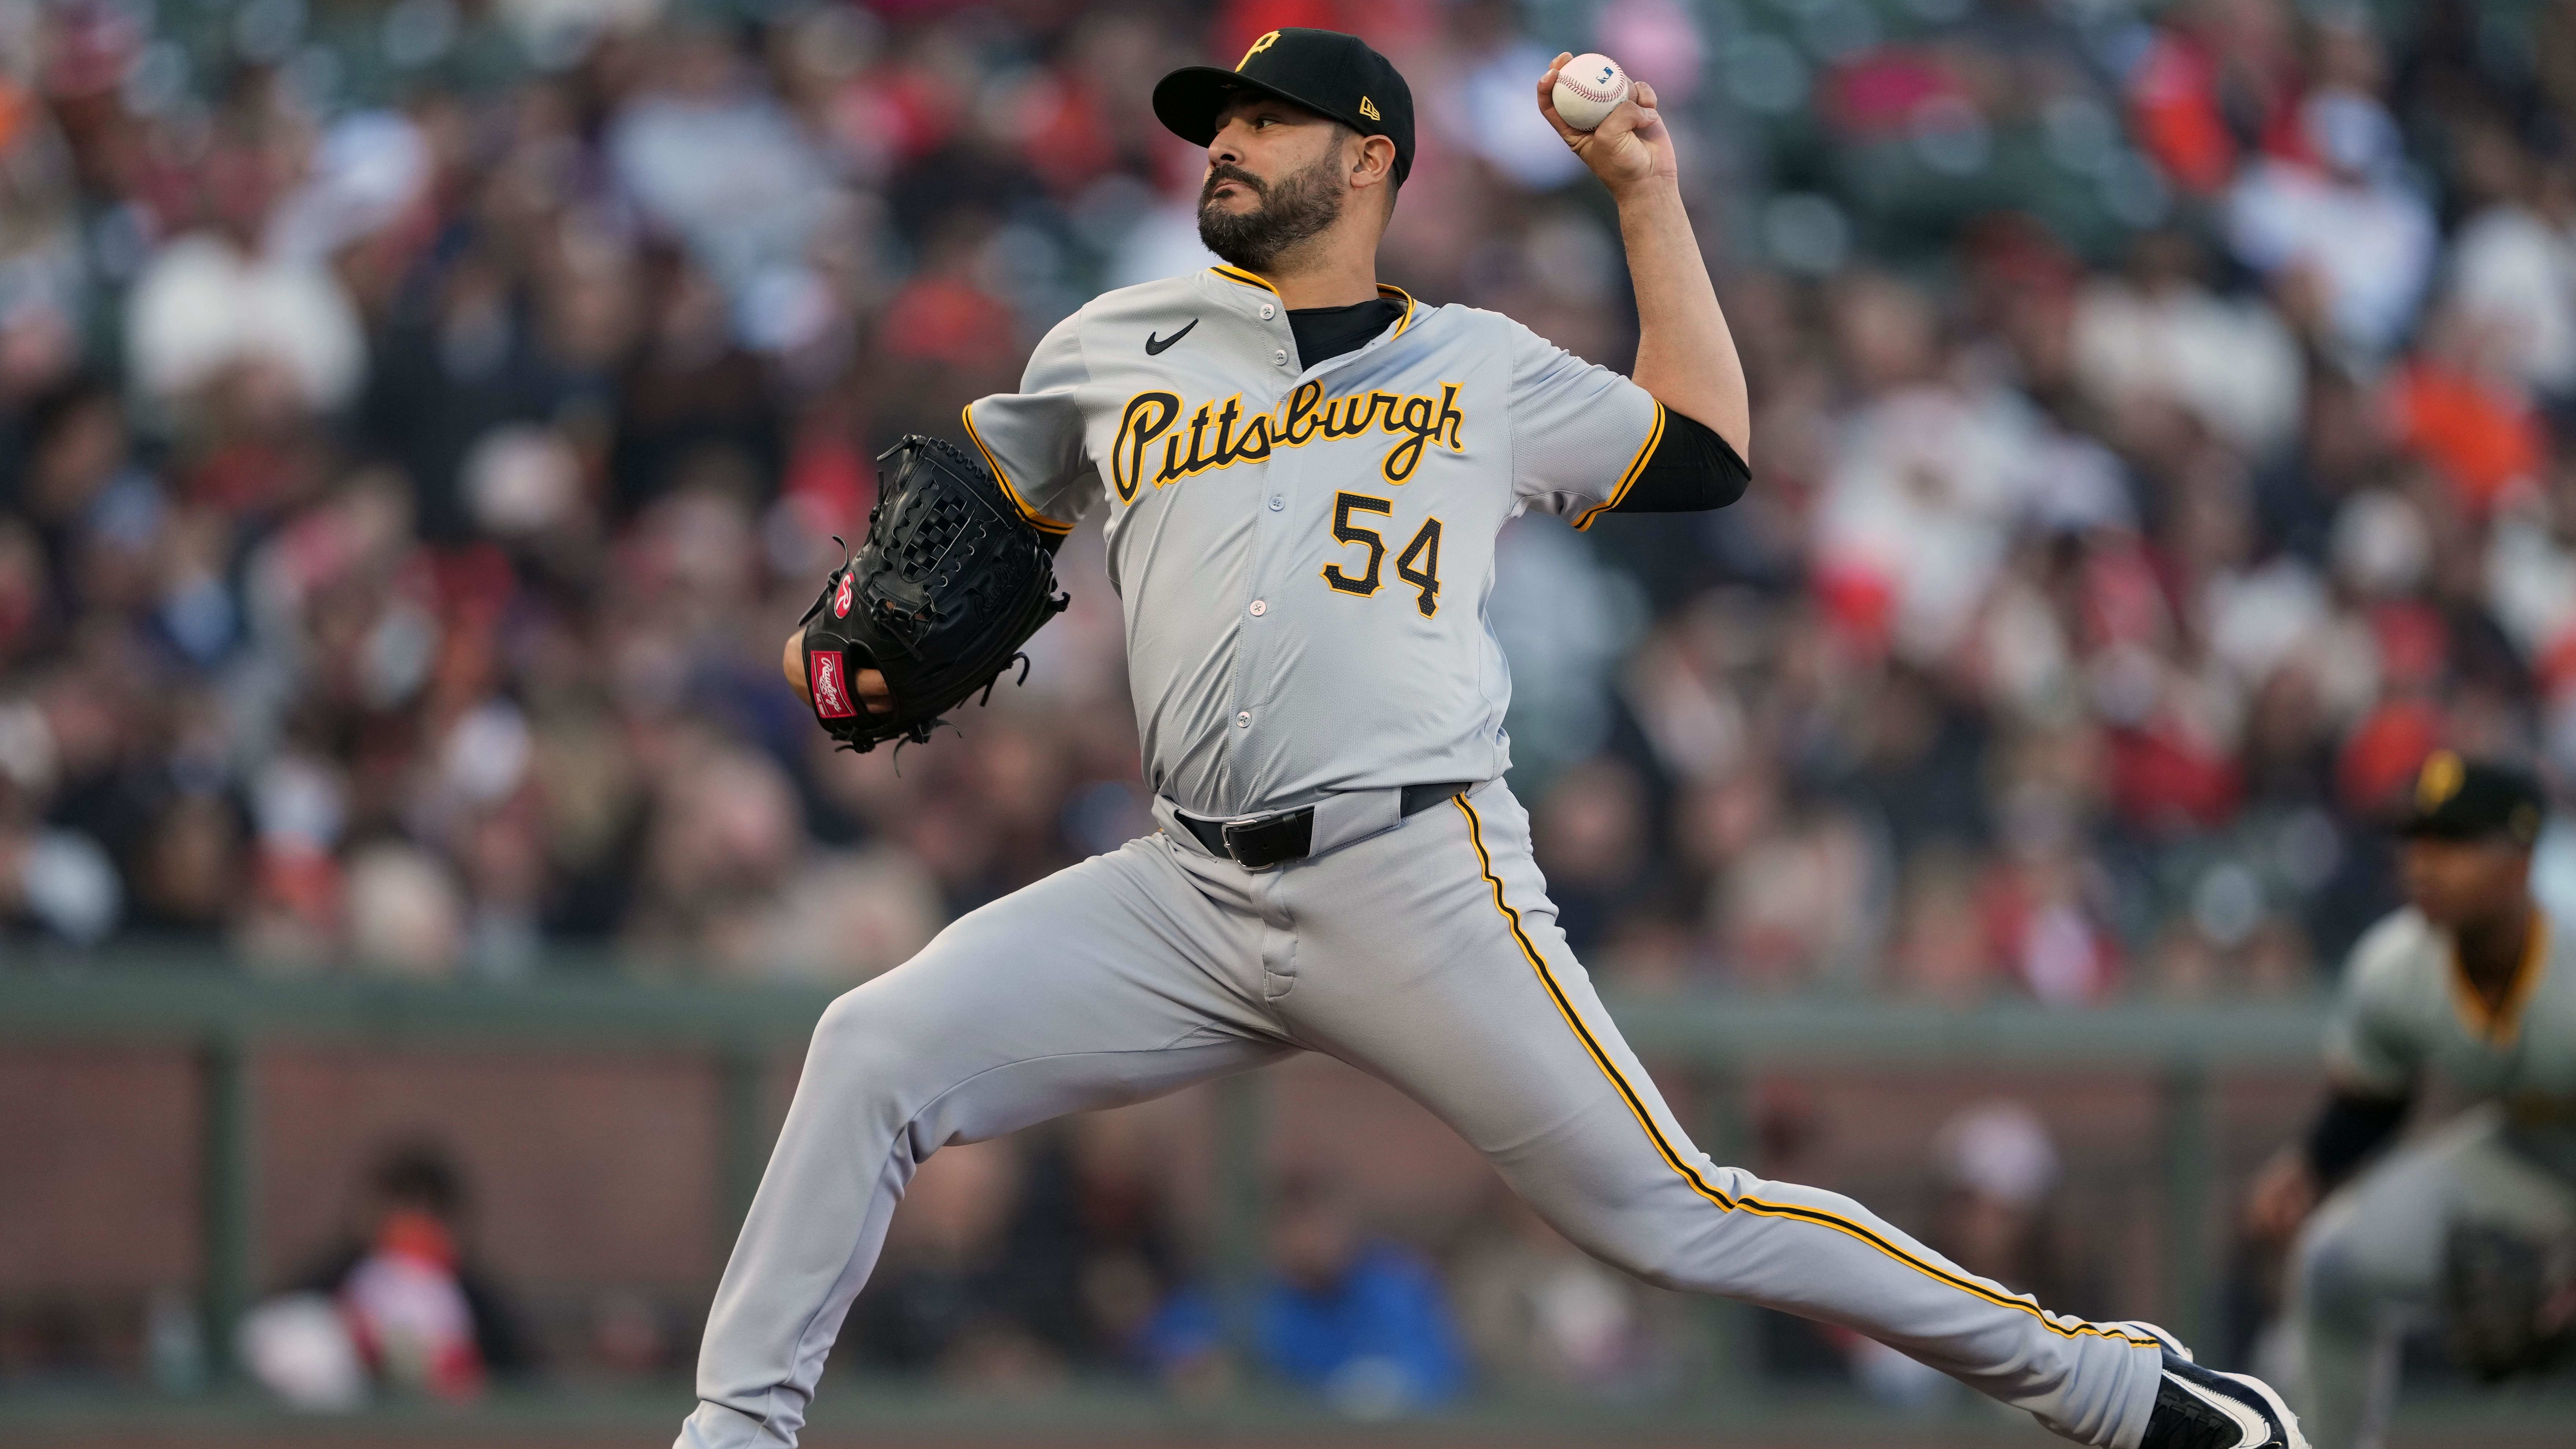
[{"left": 683, "top": 30, "right": 2303, "bottom": 1449}]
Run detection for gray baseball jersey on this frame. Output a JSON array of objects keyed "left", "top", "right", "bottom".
[
  {"left": 961, "top": 264, "right": 1664, "bottom": 817},
  {"left": 2291, "top": 906, "right": 2576, "bottom": 1447},
  {"left": 678, "top": 272, "right": 2167, "bottom": 1449},
  {"left": 2324, "top": 905, "right": 2576, "bottom": 1177}
]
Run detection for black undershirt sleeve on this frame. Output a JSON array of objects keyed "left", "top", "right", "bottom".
[
  {"left": 1609, "top": 407, "right": 1751, "bottom": 514},
  {"left": 2305, "top": 1090, "right": 2412, "bottom": 1187}
]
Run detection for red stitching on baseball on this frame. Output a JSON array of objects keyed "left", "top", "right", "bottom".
[{"left": 1562, "top": 71, "right": 1623, "bottom": 103}]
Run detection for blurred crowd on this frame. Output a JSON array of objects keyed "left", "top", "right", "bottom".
[
  {"left": 194, "top": 1092, "right": 2083, "bottom": 1409},
  {"left": 2, "top": 0, "right": 2575, "bottom": 1004}
]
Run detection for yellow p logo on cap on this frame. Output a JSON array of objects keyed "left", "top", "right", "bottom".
[
  {"left": 1238, "top": 30, "right": 1279, "bottom": 69},
  {"left": 2417, "top": 749, "right": 2466, "bottom": 812}
]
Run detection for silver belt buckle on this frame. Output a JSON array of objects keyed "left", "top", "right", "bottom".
[
  {"left": 1217, "top": 804, "right": 1316, "bottom": 869},
  {"left": 1217, "top": 813, "right": 1273, "bottom": 864}
]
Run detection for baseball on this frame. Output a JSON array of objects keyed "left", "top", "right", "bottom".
[{"left": 1552, "top": 53, "right": 1630, "bottom": 131}]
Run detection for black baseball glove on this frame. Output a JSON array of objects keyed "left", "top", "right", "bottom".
[
  {"left": 2443, "top": 1220, "right": 2576, "bottom": 1382},
  {"left": 797, "top": 435, "right": 1069, "bottom": 753}
]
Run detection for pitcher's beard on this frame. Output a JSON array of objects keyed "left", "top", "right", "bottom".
[{"left": 1197, "top": 154, "right": 1346, "bottom": 275}]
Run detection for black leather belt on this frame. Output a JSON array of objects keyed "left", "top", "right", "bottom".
[{"left": 1177, "top": 782, "right": 1472, "bottom": 869}]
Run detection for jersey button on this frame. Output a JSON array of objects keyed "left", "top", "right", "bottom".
[
  {"left": 1272, "top": 349, "right": 1289, "bottom": 367},
  {"left": 1258, "top": 303, "right": 1276, "bottom": 320},
  {"left": 1236, "top": 711, "right": 1252, "bottom": 728},
  {"left": 1249, "top": 599, "right": 1267, "bottom": 616},
  {"left": 1268, "top": 494, "right": 1284, "bottom": 511}
]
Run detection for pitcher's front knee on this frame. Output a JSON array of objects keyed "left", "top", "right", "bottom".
[{"left": 804, "top": 979, "right": 954, "bottom": 1108}]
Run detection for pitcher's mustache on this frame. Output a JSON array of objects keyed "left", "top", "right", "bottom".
[{"left": 1202, "top": 164, "right": 1266, "bottom": 202}]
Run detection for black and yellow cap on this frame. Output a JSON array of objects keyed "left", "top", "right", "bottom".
[
  {"left": 2397, "top": 750, "right": 2546, "bottom": 847},
  {"left": 1153, "top": 28, "right": 1416, "bottom": 185}
]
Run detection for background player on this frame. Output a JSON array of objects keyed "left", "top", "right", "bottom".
[
  {"left": 2246, "top": 752, "right": 2576, "bottom": 1448},
  {"left": 707, "top": 30, "right": 2301, "bottom": 1449}
]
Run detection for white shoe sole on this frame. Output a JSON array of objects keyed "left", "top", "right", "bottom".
[
  {"left": 2170, "top": 1367, "right": 2312, "bottom": 1449},
  {"left": 2107, "top": 1319, "right": 2310, "bottom": 1449}
]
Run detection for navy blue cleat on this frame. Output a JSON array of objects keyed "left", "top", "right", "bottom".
[{"left": 2108, "top": 1321, "right": 2310, "bottom": 1449}]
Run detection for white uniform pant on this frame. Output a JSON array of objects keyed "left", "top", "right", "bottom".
[
  {"left": 679, "top": 781, "right": 2164, "bottom": 1448},
  {"left": 2288, "top": 1106, "right": 2576, "bottom": 1449}
]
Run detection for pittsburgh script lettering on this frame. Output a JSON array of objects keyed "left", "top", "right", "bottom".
[{"left": 1109, "top": 381, "right": 1467, "bottom": 501}]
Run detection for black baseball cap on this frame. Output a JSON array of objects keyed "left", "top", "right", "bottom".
[
  {"left": 1153, "top": 28, "right": 1416, "bottom": 185},
  {"left": 2396, "top": 750, "right": 2546, "bottom": 847}
]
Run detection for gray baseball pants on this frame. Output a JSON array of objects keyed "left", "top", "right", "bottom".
[
  {"left": 2287, "top": 1106, "right": 2576, "bottom": 1449},
  {"left": 678, "top": 780, "right": 2164, "bottom": 1448}
]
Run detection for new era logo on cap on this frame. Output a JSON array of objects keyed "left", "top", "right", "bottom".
[{"left": 1360, "top": 96, "right": 1380, "bottom": 119}]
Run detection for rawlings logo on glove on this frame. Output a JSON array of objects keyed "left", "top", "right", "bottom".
[{"left": 808, "top": 650, "right": 858, "bottom": 719}]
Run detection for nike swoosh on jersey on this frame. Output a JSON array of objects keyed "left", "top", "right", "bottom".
[{"left": 1145, "top": 319, "right": 1199, "bottom": 355}]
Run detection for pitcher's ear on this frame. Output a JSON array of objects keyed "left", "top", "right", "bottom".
[{"left": 1352, "top": 133, "right": 1398, "bottom": 190}]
